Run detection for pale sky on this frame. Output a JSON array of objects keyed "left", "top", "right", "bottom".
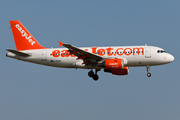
[{"left": 0, "top": 0, "right": 180, "bottom": 120}]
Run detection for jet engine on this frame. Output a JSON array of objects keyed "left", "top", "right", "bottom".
[{"left": 98, "top": 59, "right": 129, "bottom": 75}]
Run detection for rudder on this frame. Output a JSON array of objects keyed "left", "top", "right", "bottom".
[{"left": 10, "top": 20, "right": 46, "bottom": 51}]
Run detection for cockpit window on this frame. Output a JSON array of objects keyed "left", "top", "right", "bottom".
[{"left": 157, "top": 50, "right": 166, "bottom": 53}]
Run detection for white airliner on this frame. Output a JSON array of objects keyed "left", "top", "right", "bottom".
[{"left": 6, "top": 21, "right": 174, "bottom": 81}]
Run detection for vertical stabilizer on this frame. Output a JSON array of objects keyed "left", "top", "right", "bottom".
[{"left": 9, "top": 20, "right": 46, "bottom": 51}]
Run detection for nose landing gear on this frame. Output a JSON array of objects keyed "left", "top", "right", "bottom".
[
  {"left": 146, "top": 66, "right": 151, "bottom": 77},
  {"left": 88, "top": 69, "right": 100, "bottom": 81},
  {"left": 147, "top": 73, "right": 151, "bottom": 77}
]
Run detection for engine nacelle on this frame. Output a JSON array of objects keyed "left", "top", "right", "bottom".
[
  {"left": 99, "top": 59, "right": 129, "bottom": 76},
  {"left": 98, "top": 59, "right": 124, "bottom": 69}
]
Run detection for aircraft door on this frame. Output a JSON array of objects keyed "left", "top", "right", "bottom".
[
  {"left": 145, "top": 47, "right": 151, "bottom": 58},
  {"left": 41, "top": 50, "right": 47, "bottom": 61}
]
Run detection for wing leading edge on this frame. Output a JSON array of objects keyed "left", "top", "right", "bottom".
[{"left": 58, "top": 41, "right": 103, "bottom": 64}]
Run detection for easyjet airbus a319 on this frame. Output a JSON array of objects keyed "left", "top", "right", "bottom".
[{"left": 6, "top": 21, "right": 174, "bottom": 81}]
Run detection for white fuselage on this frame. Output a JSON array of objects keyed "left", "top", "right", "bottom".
[
  {"left": 6, "top": 45, "right": 174, "bottom": 69},
  {"left": 7, "top": 20, "right": 175, "bottom": 80}
]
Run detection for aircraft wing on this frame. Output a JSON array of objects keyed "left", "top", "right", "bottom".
[{"left": 59, "top": 41, "right": 103, "bottom": 64}]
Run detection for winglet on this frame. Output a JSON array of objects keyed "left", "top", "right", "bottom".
[{"left": 58, "top": 41, "right": 64, "bottom": 47}]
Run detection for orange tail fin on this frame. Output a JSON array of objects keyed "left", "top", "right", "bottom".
[{"left": 9, "top": 20, "right": 46, "bottom": 51}]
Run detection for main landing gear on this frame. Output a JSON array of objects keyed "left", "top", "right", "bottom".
[
  {"left": 146, "top": 66, "right": 151, "bottom": 77},
  {"left": 88, "top": 69, "right": 100, "bottom": 81}
]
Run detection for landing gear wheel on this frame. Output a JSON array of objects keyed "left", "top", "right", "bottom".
[
  {"left": 93, "top": 74, "right": 99, "bottom": 81},
  {"left": 88, "top": 70, "right": 94, "bottom": 77},
  {"left": 147, "top": 73, "right": 151, "bottom": 77},
  {"left": 146, "top": 66, "right": 151, "bottom": 77}
]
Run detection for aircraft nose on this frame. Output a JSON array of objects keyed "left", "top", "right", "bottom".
[{"left": 168, "top": 54, "right": 174, "bottom": 62}]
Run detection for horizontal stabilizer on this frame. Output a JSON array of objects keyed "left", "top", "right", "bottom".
[{"left": 6, "top": 49, "right": 30, "bottom": 57}]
